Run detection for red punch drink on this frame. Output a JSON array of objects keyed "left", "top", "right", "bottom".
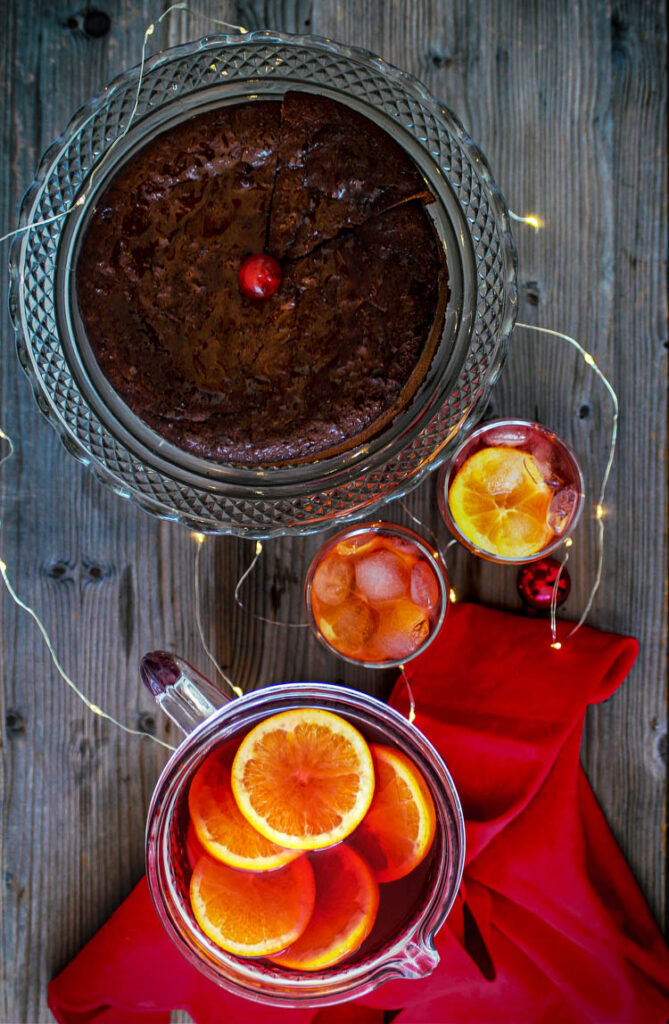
[
  {"left": 438, "top": 418, "right": 584, "bottom": 564},
  {"left": 143, "top": 674, "right": 465, "bottom": 1007},
  {"left": 174, "top": 709, "right": 441, "bottom": 972}
]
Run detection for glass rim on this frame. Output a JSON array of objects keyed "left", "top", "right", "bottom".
[
  {"left": 304, "top": 520, "right": 449, "bottom": 669},
  {"left": 437, "top": 416, "right": 586, "bottom": 565}
]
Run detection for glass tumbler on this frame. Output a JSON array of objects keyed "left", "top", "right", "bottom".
[
  {"left": 141, "top": 653, "right": 465, "bottom": 1008},
  {"left": 304, "top": 521, "right": 449, "bottom": 669},
  {"left": 437, "top": 417, "right": 585, "bottom": 565}
]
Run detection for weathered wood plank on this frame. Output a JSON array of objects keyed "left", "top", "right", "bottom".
[{"left": 0, "top": 2, "right": 665, "bottom": 1022}]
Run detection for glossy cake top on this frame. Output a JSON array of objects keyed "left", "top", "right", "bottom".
[{"left": 76, "top": 92, "right": 448, "bottom": 465}]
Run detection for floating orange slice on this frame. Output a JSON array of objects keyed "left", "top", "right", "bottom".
[
  {"left": 231, "top": 709, "right": 375, "bottom": 851},
  {"left": 188, "top": 744, "right": 302, "bottom": 872},
  {"left": 448, "top": 446, "right": 554, "bottom": 559},
  {"left": 269, "top": 844, "right": 379, "bottom": 970},
  {"left": 190, "top": 854, "right": 316, "bottom": 957},
  {"left": 335, "top": 532, "right": 382, "bottom": 558},
  {"left": 350, "top": 744, "right": 436, "bottom": 882}
]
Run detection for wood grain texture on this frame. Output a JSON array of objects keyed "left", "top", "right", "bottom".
[{"left": 0, "top": 1, "right": 666, "bottom": 1021}]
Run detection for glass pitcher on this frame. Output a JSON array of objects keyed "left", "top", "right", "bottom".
[{"left": 141, "top": 652, "right": 465, "bottom": 1008}]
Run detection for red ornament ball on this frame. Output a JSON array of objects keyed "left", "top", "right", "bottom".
[
  {"left": 517, "top": 558, "right": 571, "bottom": 611},
  {"left": 238, "top": 253, "right": 282, "bottom": 299}
]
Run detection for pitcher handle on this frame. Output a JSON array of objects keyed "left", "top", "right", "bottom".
[{"left": 140, "top": 651, "right": 231, "bottom": 737}]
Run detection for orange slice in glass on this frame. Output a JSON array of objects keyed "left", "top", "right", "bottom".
[
  {"left": 335, "top": 531, "right": 382, "bottom": 558},
  {"left": 188, "top": 745, "right": 302, "bottom": 872},
  {"left": 231, "top": 709, "right": 375, "bottom": 851},
  {"left": 190, "top": 854, "right": 316, "bottom": 957},
  {"left": 269, "top": 844, "right": 379, "bottom": 970},
  {"left": 448, "top": 446, "right": 554, "bottom": 558},
  {"left": 350, "top": 744, "right": 436, "bottom": 882}
]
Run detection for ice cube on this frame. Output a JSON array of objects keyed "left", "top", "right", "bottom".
[
  {"left": 382, "top": 535, "right": 419, "bottom": 559},
  {"left": 374, "top": 599, "right": 431, "bottom": 660},
  {"left": 355, "top": 550, "right": 409, "bottom": 603},
  {"left": 312, "top": 552, "right": 354, "bottom": 605},
  {"left": 525, "top": 438, "right": 561, "bottom": 488},
  {"left": 547, "top": 486, "right": 580, "bottom": 535},
  {"left": 485, "top": 454, "right": 527, "bottom": 496},
  {"left": 317, "top": 597, "right": 376, "bottom": 657},
  {"left": 410, "top": 560, "right": 441, "bottom": 611},
  {"left": 481, "top": 425, "right": 531, "bottom": 448}
]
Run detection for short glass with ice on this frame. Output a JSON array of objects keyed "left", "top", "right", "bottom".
[
  {"left": 437, "top": 418, "right": 585, "bottom": 564},
  {"left": 304, "top": 522, "right": 448, "bottom": 667}
]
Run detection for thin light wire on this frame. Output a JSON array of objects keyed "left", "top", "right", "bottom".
[
  {"left": 192, "top": 534, "right": 243, "bottom": 697},
  {"left": 0, "top": 428, "right": 15, "bottom": 468},
  {"left": 0, "top": 207, "right": 85, "bottom": 246},
  {"left": 1, "top": 420, "right": 177, "bottom": 750},
  {"left": 0, "top": 6, "right": 253, "bottom": 747},
  {"left": 398, "top": 665, "right": 416, "bottom": 724},
  {"left": 398, "top": 500, "right": 444, "bottom": 562},
  {"left": 158, "top": 0, "right": 249, "bottom": 32},
  {"left": 549, "top": 540, "right": 572, "bottom": 647},
  {"left": 516, "top": 322, "right": 619, "bottom": 644},
  {"left": 0, "top": 3, "right": 249, "bottom": 248},
  {"left": 0, "top": 16, "right": 156, "bottom": 248},
  {"left": 234, "top": 540, "right": 309, "bottom": 628},
  {"left": 508, "top": 209, "right": 543, "bottom": 232},
  {"left": 398, "top": 499, "right": 458, "bottom": 599},
  {"left": 0, "top": 553, "right": 176, "bottom": 751}
]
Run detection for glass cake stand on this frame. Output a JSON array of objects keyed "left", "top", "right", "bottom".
[{"left": 9, "top": 31, "right": 517, "bottom": 537}]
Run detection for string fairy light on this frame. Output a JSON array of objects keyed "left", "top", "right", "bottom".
[
  {"left": 234, "top": 540, "right": 309, "bottom": 628},
  {"left": 192, "top": 532, "right": 244, "bottom": 697},
  {"left": 398, "top": 665, "right": 417, "bottom": 724},
  {"left": 0, "top": 544, "right": 176, "bottom": 751},
  {"left": 515, "top": 321, "right": 618, "bottom": 646},
  {"left": 508, "top": 209, "right": 543, "bottom": 232},
  {"left": 0, "top": 4, "right": 255, "bottom": 742},
  {"left": 0, "top": 2, "right": 249, "bottom": 249},
  {"left": 0, "top": 428, "right": 14, "bottom": 468},
  {"left": 0, "top": 13, "right": 619, "bottom": 741}
]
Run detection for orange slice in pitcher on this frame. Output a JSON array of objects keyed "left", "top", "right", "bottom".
[
  {"left": 188, "top": 745, "right": 302, "bottom": 872},
  {"left": 269, "top": 844, "right": 379, "bottom": 970},
  {"left": 448, "top": 447, "right": 554, "bottom": 558},
  {"left": 350, "top": 745, "right": 436, "bottom": 882},
  {"left": 231, "top": 709, "right": 375, "bottom": 851},
  {"left": 190, "top": 854, "right": 315, "bottom": 957}
]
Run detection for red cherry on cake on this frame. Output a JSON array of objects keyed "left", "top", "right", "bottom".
[{"left": 238, "top": 253, "right": 282, "bottom": 299}]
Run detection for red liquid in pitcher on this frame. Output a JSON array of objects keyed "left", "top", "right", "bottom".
[{"left": 167, "top": 708, "right": 443, "bottom": 973}]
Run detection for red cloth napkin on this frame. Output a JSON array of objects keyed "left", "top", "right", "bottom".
[{"left": 48, "top": 603, "right": 669, "bottom": 1024}]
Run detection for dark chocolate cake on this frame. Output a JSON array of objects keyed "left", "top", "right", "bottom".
[{"left": 76, "top": 92, "right": 449, "bottom": 465}]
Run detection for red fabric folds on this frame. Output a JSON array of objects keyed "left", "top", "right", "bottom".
[{"left": 48, "top": 603, "right": 669, "bottom": 1024}]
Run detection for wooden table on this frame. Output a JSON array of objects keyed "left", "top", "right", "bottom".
[{"left": 1, "top": 1, "right": 666, "bottom": 1020}]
